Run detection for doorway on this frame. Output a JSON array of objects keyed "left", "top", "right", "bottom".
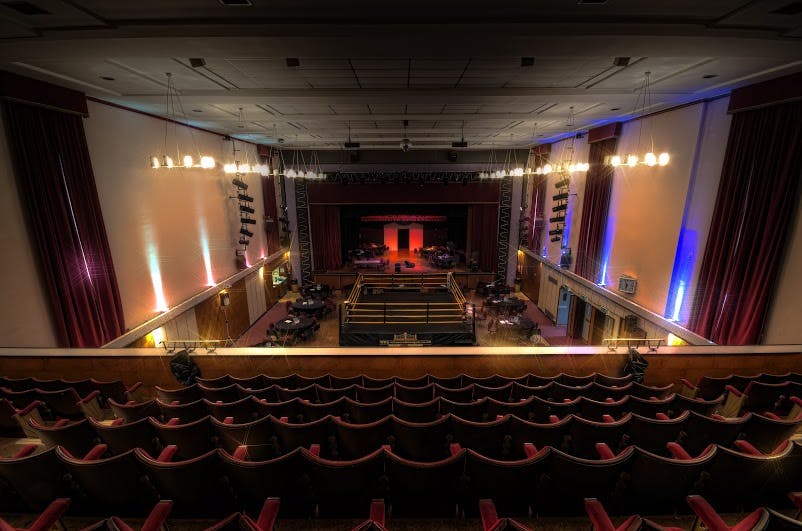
[
  {"left": 556, "top": 286, "right": 571, "bottom": 325},
  {"left": 398, "top": 228, "right": 410, "bottom": 250}
]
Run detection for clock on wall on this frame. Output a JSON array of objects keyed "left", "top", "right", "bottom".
[{"left": 618, "top": 276, "right": 638, "bottom": 294}]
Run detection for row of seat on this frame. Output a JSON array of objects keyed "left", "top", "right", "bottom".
[
  {"left": 195, "top": 372, "right": 635, "bottom": 391},
  {"left": 26, "top": 411, "right": 801, "bottom": 465},
  {"left": 681, "top": 372, "right": 802, "bottom": 401},
  {"left": 150, "top": 380, "right": 677, "bottom": 406},
  {"left": 0, "top": 376, "right": 141, "bottom": 404},
  {"left": 3, "top": 440, "right": 801, "bottom": 520},
  {"left": 110, "top": 392, "right": 728, "bottom": 428}
]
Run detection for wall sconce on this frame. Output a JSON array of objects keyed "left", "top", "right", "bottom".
[{"left": 219, "top": 291, "right": 231, "bottom": 307}]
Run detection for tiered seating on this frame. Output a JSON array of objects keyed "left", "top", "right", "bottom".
[
  {"left": 680, "top": 373, "right": 802, "bottom": 418},
  {"left": 1, "top": 370, "right": 801, "bottom": 528}
]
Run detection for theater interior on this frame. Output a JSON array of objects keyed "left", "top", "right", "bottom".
[{"left": 0, "top": 1, "right": 802, "bottom": 529}]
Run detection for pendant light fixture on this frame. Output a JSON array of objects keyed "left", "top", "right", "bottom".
[{"left": 149, "top": 73, "right": 216, "bottom": 170}]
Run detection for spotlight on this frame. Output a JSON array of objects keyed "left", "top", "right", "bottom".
[
  {"left": 552, "top": 204, "right": 567, "bottom": 212},
  {"left": 239, "top": 237, "right": 250, "bottom": 245},
  {"left": 240, "top": 218, "right": 256, "bottom": 225},
  {"left": 555, "top": 178, "right": 570, "bottom": 189},
  {"left": 549, "top": 229, "right": 563, "bottom": 236},
  {"left": 239, "top": 205, "right": 255, "bottom": 214},
  {"left": 549, "top": 216, "right": 566, "bottom": 223},
  {"left": 553, "top": 192, "right": 569, "bottom": 201},
  {"left": 550, "top": 236, "right": 561, "bottom": 242},
  {"left": 237, "top": 193, "right": 254, "bottom": 202},
  {"left": 240, "top": 228, "right": 254, "bottom": 237},
  {"left": 232, "top": 177, "right": 248, "bottom": 189}
]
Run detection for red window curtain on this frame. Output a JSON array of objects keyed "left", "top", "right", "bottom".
[
  {"left": 3, "top": 101, "right": 125, "bottom": 347},
  {"left": 574, "top": 137, "right": 617, "bottom": 281},
  {"left": 688, "top": 100, "right": 802, "bottom": 345},
  {"left": 471, "top": 204, "right": 499, "bottom": 273},
  {"left": 310, "top": 205, "right": 342, "bottom": 270},
  {"left": 261, "top": 174, "right": 280, "bottom": 254}
]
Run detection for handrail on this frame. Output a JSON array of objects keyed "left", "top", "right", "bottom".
[
  {"left": 603, "top": 338, "right": 665, "bottom": 352},
  {"left": 159, "top": 339, "right": 231, "bottom": 353}
]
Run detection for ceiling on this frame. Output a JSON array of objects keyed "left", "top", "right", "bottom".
[{"left": 1, "top": 0, "right": 801, "bottom": 149}]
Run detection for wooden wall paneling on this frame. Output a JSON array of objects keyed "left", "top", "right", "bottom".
[
  {"left": 194, "top": 278, "right": 251, "bottom": 341},
  {"left": 245, "top": 269, "right": 267, "bottom": 325},
  {"left": 520, "top": 253, "right": 540, "bottom": 303}
]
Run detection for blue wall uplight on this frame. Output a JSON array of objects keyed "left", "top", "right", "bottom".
[{"left": 665, "top": 228, "right": 698, "bottom": 322}]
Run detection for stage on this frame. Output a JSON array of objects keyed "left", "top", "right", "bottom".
[{"left": 339, "top": 272, "right": 476, "bottom": 346}]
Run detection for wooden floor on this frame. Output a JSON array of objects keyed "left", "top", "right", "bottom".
[{"left": 334, "top": 250, "right": 473, "bottom": 274}]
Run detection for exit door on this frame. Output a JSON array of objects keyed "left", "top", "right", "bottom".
[{"left": 556, "top": 286, "right": 571, "bottom": 325}]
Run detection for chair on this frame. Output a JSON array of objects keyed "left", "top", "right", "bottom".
[
  {"left": 134, "top": 448, "right": 235, "bottom": 517},
  {"left": 88, "top": 417, "right": 160, "bottom": 457},
  {"left": 384, "top": 447, "right": 467, "bottom": 517},
  {"left": 220, "top": 447, "right": 312, "bottom": 517},
  {"left": 0, "top": 398, "right": 43, "bottom": 438},
  {"left": 686, "top": 495, "right": 767, "bottom": 531},
  {"left": 240, "top": 497, "right": 281, "bottom": 531},
  {"left": 626, "top": 412, "right": 690, "bottom": 456},
  {"left": 156, "top": 398, "right": 208, "bottom": 424},
  {"left": 269, "top": 415, "right": 337, "bottom": 458},
  {"left": 316, "top": 384, "right": 357, "bottom": 403},
  {"left": 466, "top": 446, "right": 549, "bottom": 518},
  {"left": 392, "top": 397, "right": 441, "bottom": 423},
  {"left": 0, "top": 448, "right": 70, "bottom": 512},
  {"left": 351, "top": 499, "right": 388, "bottom": 531},
  {"left": 473, "top": 383, "right": 513, "bottom": 402},
  {"left": 345, "top": 396, "right": 394, "bottom": 424},
  {"left": 109, "top": 399, "right": 161, "bottom": 424},
  {"left": 584, "top": 498, "right": 683, "bottom": 531},
  {"left": 302, "top": 447, "right": 388, "bottom": 517},
  {"left": 27, "top": 418, "right": 101, "bottom": 458},
  {"left": 197, "top": 375, "right": 234, "bottom": 389},
  {"left": 149, "top": 416, "right": 217, "bottom": 459},
  {"left": 568, "top": 415, "right": 631, "bottom": 460},
  {"left": 198, "top": 383, "right": 240, "bottom": 403},
  {"left": 390, "top": 415, "right": 454, "bottom": 462},
  {"left": 394, "top": 383, "right": 435, "bottom": 404},
  {"left": 440, "top": 397, "right": 490, "bottom": 423},
  {"left": 333, "top": 416, "right": 393, "bottom": 460},
  {"left": 435, "top": 383, "right": 474, "bottom": 403},
  {"left": 212, "top": 415, "right": 279, "bottom": 461},
  {"left": 0, "top": 498, "right": 70, "bottom": 531},
  {"left": 204, "top": 397, "right": 262, "bottom": 424},
  {"left": 356, "top": 383, "right": 395, "bottom": 404},
  {"left": 479, "top": 499, "right": 533, "bottom": 531},
  {"left": 57, "top": 447, "right": 159, "bottom": 516},
  {"left": 451, "top": 415, "right": 526, "bottom": 461},
  {"left": 154, "top": 384, "right": 201, "bottom": 404}
]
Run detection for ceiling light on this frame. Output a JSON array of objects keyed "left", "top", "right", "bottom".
[
  {"left": 702, "top": 74, "right": 718, "bottom": 79},
  {"left": 100, "top": 76, "right": 115, "bottom": 81}
]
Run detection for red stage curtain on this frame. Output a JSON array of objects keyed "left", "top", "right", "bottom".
[
  {"left": 471, "top": 204, "right": 499, "bottom": 273},
  {"left": 310, "top": 205, "right": 342, "bottom": 270},
  {"left": 261, "top": 174, "right": 281, "bottom": 253},
  {"left": 688, "top": 100, "right": 802, "bottom": 345},
  {"left": 574, "top": 137, "right": 617, "bottom": 281},
  {"left": 3, "top": 101, "right": 125, "bottom": 347}
]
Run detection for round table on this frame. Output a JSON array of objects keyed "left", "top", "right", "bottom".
[
  {"left": 274, "top": 316, "right": 315, "bottom": 334},
  {"left": 292, "top": 300, "right": 325, "bottom": 315},
  {"left": 304, "top": 285, "right": 330, "bottom": 299},
  {"left": 485, "top": 297, "right": 526, "bottom": 315}
]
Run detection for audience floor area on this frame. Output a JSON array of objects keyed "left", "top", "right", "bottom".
[
  {"left": 333, "top": 250, "right": 473, "bottom": 274},
  {"left": 237, "top": 287, "right": 586, "bottom": 348}
]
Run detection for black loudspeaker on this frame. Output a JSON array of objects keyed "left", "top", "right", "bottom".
[
  {"left": 395, "top": 263, "right": 402, "bottom": 273},
  {"left": 447, "top": 151, "right": 458, "bottom": 161},
  {"left": 470, "top": 260, "right": 479, "bottom": 272}
]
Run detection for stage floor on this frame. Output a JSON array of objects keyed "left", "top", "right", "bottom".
[{"left": 336, "top": 250, "right": 473, "bottom": 274}]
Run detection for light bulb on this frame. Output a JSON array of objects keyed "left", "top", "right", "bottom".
[
  {"left": 260, "top": 165, "right": 271, "bottom": 176},
  {"left": 568, "top": 164, "right": 576, "bottom": 173},
  {"left": 658, "top": 153, "right": 670, "bottom": 166},
  {"left": 150, "top": 156, "right": 160, "bottom": 169},
  {"left": 224, "top": 163, "right": 236, "bottom": 174},
  {"left": 307, "top": 171, "right": 317, "bottom": 179},
  {"left": 626, "top": 154, "right": 638, "bottom": 167},
  {"left": 535, "top": 167, "right": 542, "bottom": 175},
  {"left": 513, "top": 167, "right": 524, "bottom": 177},
  {"left": 543, "top": 164, "right": 553, "bottom": 174},
  {"left": 644, "top": 152, "right": 657, "bottom": 166},
  {"left": 610, "top": 155, "right": 621, "bottom": 167},
  {"left": 183, "top": 155, "right": 194, "bottom": 168},
  {"left": 286, "top": 169, "right": 297, "bottom": 178},
  {"left": 582, "top": 163, "right": 590, "bottom": 171},
  {"left": 297, "top": 170, "right": 305, "bottom": 178},
  {"left": 525, "top": 167, "right": 532, "bottom": 175},
  {"left": 165, "top": 156, "right": 174, "bottom": 168},
  {"left": 500, "top": 169, "right": 507, "bottom": 177},
  {"left": 200, "top": 156, "right": 215, "bottom": 169},
  {"left": 239, "top": 163, "right": 251, "bottom": 173}
]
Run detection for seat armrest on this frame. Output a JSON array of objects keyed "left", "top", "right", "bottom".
[
  {"left": 166, "top": 417, "right": 180, "bottom": 426},
  {"left": 449, "top": 443, "right": 463, "bottom": 456},
  {"left": 12, "top": 444, "right": 39, "bottom": 459},
  {"left": 111, "top": 418, "right": 125, "bottom": 426},
  {"left": 656, "top": 412, "right": 670, "bottom": 421},
  {"left": 256, "top": 497, "right": 281, "bottom": 531},
  {"left": 602, "top": 414, "right": 615, "bottom": 424},
  {"left": 595, "top": 443, "right": 616, "bottom": 460},
  {"left": 523, "top": 443, "right": 539, "bottom": 458},
  {"left": 83, "top": 444, "right": 109, "bottom": 461},
  {"left": 157, "top": 445, "right": 179, "bottom": 462},
  {"left": 309, "top": 444, "right": 321, "bottom": 456},
  {"left": 26, "top": 498, "right": 71, "bottom": 531},
  {"left": 548, "top": 415, "right": 560, "bottom": 424},
  {"left": 666, "top": 442, "right": 693, "bottom": 460},
  {"left": 233, "top": 445, "right": 249, "bottom": 461},
  {"left": 78, "top": 390, "right": 102, "bottom": 404},
  {"left": 140, "top": 500, "right": 173, "bottom": 531},
  {"left": 53, "top": 418, "right": 71, "bottom": 428},
  {"left": 16, "top": 400, "right": 43, "bottom": 416},
  {"left": 724, "top": 384, "right": 743, "bottom": 397}
]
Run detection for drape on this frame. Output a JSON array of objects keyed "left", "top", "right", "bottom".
[
  {"left": 574, "top": 137, "right": 617, "bottom": 281},
  {"left": 688, "top": 101, "right": 802, "bottom": 345},
  {"left": 470, "top": 204, "right": 499, "bottom": 273},
  {"left": 261, "top": 174, "right": 281, "bottom": 253},
  {"left": 310, "top": 205, "right": 342, "bottom": 270},
  {"left": 3, "top": 101, "right": 125, "bottom": 347}
]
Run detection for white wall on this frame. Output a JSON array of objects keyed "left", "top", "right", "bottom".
[
  {"left": 84, "top": 101, "right": 267, "bottom": 332},
  {"left": 0, "top": 109, "right": 58, "bottom": 346},
  {"left": 603, "top": 103, "right": 705, "bottom": 314}
]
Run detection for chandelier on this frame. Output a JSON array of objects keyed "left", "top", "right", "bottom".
[
  {"left": 280, "top": 149, "right": 327, "bottom": 180},
  {"left": 223, "top": 108, "right": 271, "bottom": 176},
  {"left": 149, "top": 73, "right": 216, "bottom": 170},
  {"left": 534, "top": 107, "right": 590, "bottom": 175},
  {"left": 608, "top": 71, "right": 670, "bottom": 168}
]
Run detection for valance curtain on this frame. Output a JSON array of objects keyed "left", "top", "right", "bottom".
[
  {"left": 688, "top": 101, "right": 802, "bottom": 345},
  {"left": 574, "top": 137, "right": 617, "bottom": 282},
  {"left": 261, "top": 174, "right": 281, "bottom": 253},
  {"left": 310, "top": 205, "right": 342, "bottom": 270},
  {"left": 3, "top": 101, "right": 125, "bottom": 347}
]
